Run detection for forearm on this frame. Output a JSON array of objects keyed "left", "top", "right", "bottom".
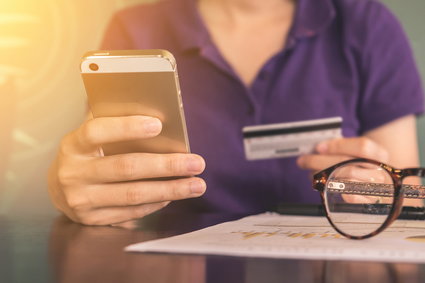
[
  {"left": 364, "top": 114, "right": 420, "bottom": 168},
  {"left": 365, "top": 114, "right": 422, "bottom": 206}
]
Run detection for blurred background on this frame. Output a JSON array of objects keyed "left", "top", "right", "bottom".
[
  {"left": 0, "top": 0, "right": 424, "bottom": 216},
  {"left": 0, "top": 0, "right": 154, "bottom": 216}
]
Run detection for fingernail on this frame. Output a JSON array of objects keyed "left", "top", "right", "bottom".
[
  {"left": 187, "top": 157, "right": 205, "bottom": 174},
  {"left": 316, "top": 142, "right": 328, "bottom": 153},
  {"left": 190, "top": 180, "right": 205, "bottom": 194},
  {"left": 143, "top": 118, "right": 162, "bottom": 135}
]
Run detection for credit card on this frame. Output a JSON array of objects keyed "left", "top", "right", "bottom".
[{"left": 242, "top": 117, "right": 342, "bottom": 160}]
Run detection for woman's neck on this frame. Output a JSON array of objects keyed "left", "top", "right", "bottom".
[
  {"left": 198, "top": 0, "right": 294, "bottom": 27},
  {"left": 197, "top": 0, "right": 296, "bottom": 86}
]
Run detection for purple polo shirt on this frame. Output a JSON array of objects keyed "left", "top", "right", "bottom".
[{"left": 101, "top": 0, "right": 424, "bottom": 214}]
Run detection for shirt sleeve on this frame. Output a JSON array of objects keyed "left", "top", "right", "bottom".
[{"left": 357, "top": 1, "right": 424, "bottom": 134}]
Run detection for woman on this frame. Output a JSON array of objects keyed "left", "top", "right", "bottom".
[{"left": 48, "top": 0, "right": 423, "bottom": 225}]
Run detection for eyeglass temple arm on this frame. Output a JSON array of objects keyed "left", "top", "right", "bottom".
[{"left": 326, "top": 180, "right": 425, "bottom": 199}]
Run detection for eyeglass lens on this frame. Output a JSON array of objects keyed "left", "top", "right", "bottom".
[{"left": 324, "top": 161, "right": 395, "bottom": 237}]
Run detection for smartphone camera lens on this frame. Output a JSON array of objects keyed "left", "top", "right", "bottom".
[{"left": 89, "top": 63, "right": 99, "bottom": 71}]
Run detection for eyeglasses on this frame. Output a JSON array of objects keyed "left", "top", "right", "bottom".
[{"left": 312, "top": 158, "right": 425, "bottom": 239}]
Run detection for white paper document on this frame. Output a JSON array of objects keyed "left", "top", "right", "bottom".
[{"left": 125, "top": 213, "right": 425, "bottom": 263}]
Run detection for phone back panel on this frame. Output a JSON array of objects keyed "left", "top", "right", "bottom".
[{"left": 81, "top": 52, "right": 190, "bottom": 155}]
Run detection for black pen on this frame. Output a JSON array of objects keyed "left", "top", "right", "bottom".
[
  {"left": 275, "top": 203, "right": 326, "bottom": 217},
  {"left": 275, "top": 203, "right": 425, "bottom": 220}
]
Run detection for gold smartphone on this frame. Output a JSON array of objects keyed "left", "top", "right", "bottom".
[{"left": 80, "top": 49, "right": 190, "bottom": 155}]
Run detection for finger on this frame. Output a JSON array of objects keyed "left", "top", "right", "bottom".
[
  {"left": 68, "top": 116, "right": 162, "bottom": 154},
  {"left": 316, "top": 137, "right": 389, "bottom": 162},
  {"left": 342, "top": 194, "right": 381, "bottom": 204},
  {"left": 297, "top": 154, "right": 352, "bottom": 171},
  {"left": 82, "top": 153, "right": 206, "bottom": 183},
  {"left": 76, "top": 202, "right": 170, "bottom": 226},
  {"left": 333, "top": 166, "right": 388, "bottom": 183},
  {"left": 77, "top": 177, "right": 207, "bottom": 208}
]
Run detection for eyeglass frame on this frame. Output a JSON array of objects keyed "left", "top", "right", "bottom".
[{"left": 312, "top": 158, "right": 425, "bottom": 240}]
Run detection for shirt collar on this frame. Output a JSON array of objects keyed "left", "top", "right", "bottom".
[
  {"left": 165, "top": 0, "right": 336, "bottom": 53},
  {"left": 164, "top": 0, "right": 210, "bottom": 53},
  {"left": 291, "top": 0, "right": 336, "bottom": 39}
]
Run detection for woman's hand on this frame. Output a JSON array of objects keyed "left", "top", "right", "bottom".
[
  {"left": 297, "top": 127, "right": 422, "bottom": 206},
  {"left": 298, "top": 115, "right": 420, "bottom": 173},
  {"left": 48, "top": 115, "right": 206, "bottom": 226},
  {"left": 296, "top": 136, "right": 390, "bottom": 172}
]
